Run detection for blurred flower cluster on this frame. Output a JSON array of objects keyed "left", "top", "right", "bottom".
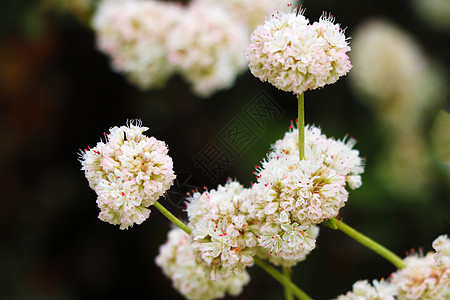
[
  {"left": 349, "top": 19, "right": 447, "bottom": 200},
  {"left": 153, "top": 121, "right": 365, "bottom": 298},
  {"left": 337, "top": 235, "right": 450, "bottom": 300},
  {"left": 91, "top": 0, "right": 290, "bottom": 97}
]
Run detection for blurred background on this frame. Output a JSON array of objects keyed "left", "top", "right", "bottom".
[{"left": 0, "top": 0, "right": 448, "bottom": 299}]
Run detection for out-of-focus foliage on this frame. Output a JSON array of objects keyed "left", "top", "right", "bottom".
[{"left": 430, "top": 110, "right": 450, "bottom": 178}]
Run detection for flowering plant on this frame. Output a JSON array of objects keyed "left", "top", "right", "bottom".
[{"left": 79, "top": 4, "right": 449, "bottom": 300}]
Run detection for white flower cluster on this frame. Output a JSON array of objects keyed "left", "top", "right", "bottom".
[
  {"left": 337, "top": 235, "right": 450, "bottom": 300},
  {"left": 245, "top": 9, "right": 352, "bottom": 95},
  {"left": 166, "top": 1, "right": 248, "bottom": 97},
  {"left": 186, "top": 181, "right": 258, "bottom": 280},
  {"left": 349, "top": 19, "right": 446, "bottom": 200},
  {"left": 79, "top": 121, "right": 175, "bottom": 229},
  {"left": 255, "top": 156, "right": 348, "bottom": 226},
  {"left": 93, "top": 0, "right": 182, "bottom": 89},
  {"left": 336, "top": 280, "right": 397, "bottom": 300},
  {"left": 433, "top": 234, "right": 450, "bottom": 266},
  {"left": 155, "top": 227, "right": 250, "bottom": 300},
  {"left": 391, "top": 238, "right": 450, "bottom": 299},
  {"left": 273, "top": 125, "right": 364, "bottom": 189},
  {"left": 349, "top": 19, "right": 440, "bottom": 108},
  {"left": 93, "top": 0, "right": 291, "bottom": 97},
  {"left": 243, "top": 124, "right": 363, "bottom": 267}
]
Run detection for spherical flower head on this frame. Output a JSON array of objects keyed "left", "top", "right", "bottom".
[
  {"left": 79, "top": 121, "right": 176, "bottom": 229},
  {"left": 433, "top": 234, "right": 450, "bottom": 266},
  {"left": 390, "top": 250, "right": 450, "bottom": 299},
  {"left": 92, "top": 0, "right": 182, "bottom": 89},
  {"left": 245, "top": 9, "right": 352, "bottom": 94},
  {"left": 336, "top": 279, "right": 397, "bottom": 300},
  {"left": 167, "top": 0, "right": 248, "bottom": 97},
  {"left": 186, "top": 180, "right": 258, "bottom": 280},
  {"left": 155, "top": 227, "right": 250, "bottom": 300}
]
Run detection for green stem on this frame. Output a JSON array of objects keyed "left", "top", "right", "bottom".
[
  {"left": 323, "top": 218, "right": 406, "bottom": 269},
  {"left": 153, "top": 201, "right": 192, "bottom": 235},
  {"left": 283, "top": 266, "right": 294, "bottom": 300},
  {"left": 254, "top": 257, "right": 313, "bottom": 300},
  {"left": 298, "top": 93, "right": 305, "bottom": 161}
]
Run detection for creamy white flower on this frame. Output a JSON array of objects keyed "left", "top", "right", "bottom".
[
  {"left": 272, "top": 124, "right": 364, "bottom": 189},
  {"left": 186, "top": 180, "right": 258, "bottom": 280},
  {"left": 93, "top": 0, "right": 182, "bottom": 89},
  {"left": 155, "top": 228, "right": 250, "bottom": 300},
  {"left": 336, "top": 279, "right": 397, "bottom": 300},
  {"left": 256, "top": 222, "right": 319, "bottom": 267},
  {"left": 167, "top": 0, "right": 248, "bottom": 97},
  {"left": 391, "top": 251, "right": 450, "bottom": 299},
  {"left": 79, "top": 120, "right": 175, "bottom": 229},
  {"left": 349, "top": 19, "right": 445, "bottom": 199},
  {"left": 350, "top": 18, "right": 442, "bottom": 109},
  {"left": 245, "top": 9, "right": 352, "bottom": 94},
  {"left": 254, "top": 156, "right": 348, "bottom": 226},
  {"left": 433, "top": 235, "right": 450, "bottom": 267},
  {"left": 245, "top": 122, "right": 365, "bottom": 266}
]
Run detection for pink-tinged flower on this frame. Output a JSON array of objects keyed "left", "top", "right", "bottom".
[
  {"left": 186, "top": 180, "right": 258, "bottom": 280},
  {"left": 245, "top": 9, "right": 352, "bottom": 94},
  {"left": 167, "top": 0, "right": 248, "bottom": 97},
  {"left": 79, "top": 120, "right": 175, "bottom": 229},
  {"left": 433, "top": 234, "right": 450, "bottom": 266},
  {"left": 93, "top": 0, "right": 182, "bottom": 89},
  {"left": 390, "top": 248, "right": 450, "bottom": 299},
  {"left": 273, "top": 124, "right": 365, "bottom": 189},
  {"left": 155, "top": 228, "right": 250, "bottom": 300},
  {"left": 336, "top": 279, "right": 397, "bottom": 300}
]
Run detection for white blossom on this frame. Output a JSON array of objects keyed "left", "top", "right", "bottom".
[
  {"left": 350, "top": 19, "right": 441, "bottom": 108},
  {"left": 186, "top": 181, "right": 258, "bottom": 280},
  {"left": 256, "top": 222, "right": 319, "bottom": 267},
  {"left": 433, "top": 235, "right": 450, "bottom": 266},
  {"left": 155, "top": 227, "right": 250, "bottom": 300},
  {"left": 254, "top": 155, "right": 348, "bottom": 227},
  {"left": 336, "top": 279, "right": 397, "bottom": 300},
  {"left": 93, "top": 0, "right": 182, "bottom": 89},
  {"left": 245, "top": 9, "right": 352, "bottom": 94},
  {"left": 244, "top": 123, "right": 365, "bottom": 266},
  {"left": 272, "top": 124, "right": 364, "bottom": 189},
  {"left": 79, "top": 120, "right": 175, "bottom": 229},
  {"left": 390, "top": 251, "right": 450, "bottom": 299},
  {"left": 167, "top": 0, "right": 248, "bottom": 97}
]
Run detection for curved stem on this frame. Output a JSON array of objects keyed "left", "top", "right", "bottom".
[
  {"left": 254, "top": 257, "right": 313, "bottom": 300},
  {"left": 153, "top": 201, "right": 192, "bottom": 235},
  {"left": 283, "top": 266, "right": 294, "bottom": 300},
  {"left": 298, "top": 93, "right": 305, "bottom": 161},
  {"left": 323, "top": 218, "right": 406, "bottom": 269}
]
